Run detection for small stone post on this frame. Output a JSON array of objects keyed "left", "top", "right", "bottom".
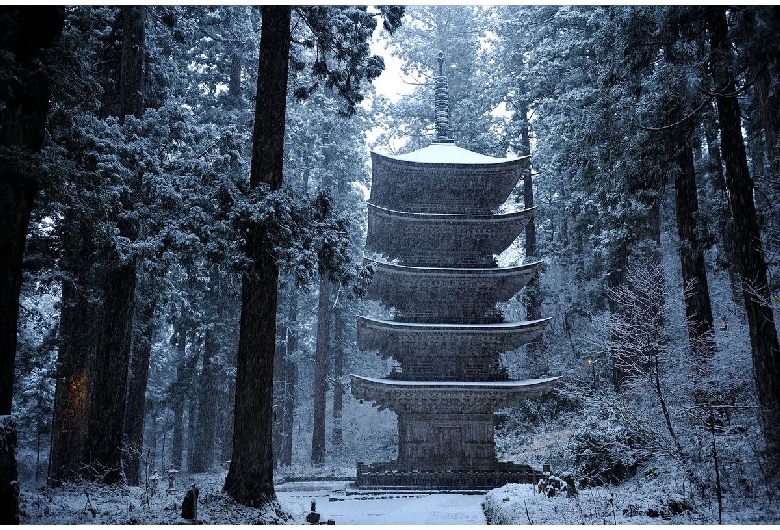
[
  {"left": 305, "top": 500, "right": 321, "bottom": 525},
  {"left": 181, "top": 483, "right": 199, "bottom": 520}
]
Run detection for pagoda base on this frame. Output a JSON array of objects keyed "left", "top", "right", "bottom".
[{"left": 355, "top": 461, "right": 544, "bottom": 491}]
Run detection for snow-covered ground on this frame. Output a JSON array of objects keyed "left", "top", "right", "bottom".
[
  {"left": 19, "top": 472, "right": 486, "bottom": 525},
  {"left": 20, "top": 467, "right": 780, "bottom": 525},
  {"left": 483, "top": 477, "right": 780, "bottom": 525},
  {"left": 20, "top": 471, "right": 293, "bottom": 525},
  {"left": 277, "top": 481, "right": 486, "bottom": 525}
]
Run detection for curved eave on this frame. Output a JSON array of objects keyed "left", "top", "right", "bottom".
[
  {"left": 366, "top": 204, "right": 534, "bottom": 267},
  {"left": 368, "top": 202, "right": 535, "bottom": 223},
  {"left": 372, "top": 149, "right": 530, "bottom": 168},
  {"left": 369, "top": 151, "right": 527, "bottom": 214},
  {"left": 357, "top": 316, "right": 551, "bottom": 358},
  {"left": 364, "top": 259, "right": 541, "bottom": 322},
  {"left": 365, "top": 258, "right": 541, "bottom": 278},
  {"left": 350, "top": 374, "right": 559, "bottom": 413}
]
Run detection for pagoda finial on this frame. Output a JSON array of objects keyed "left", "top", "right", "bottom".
[{"left": 434, "top": 51, "right": 454, "bottom": 144}]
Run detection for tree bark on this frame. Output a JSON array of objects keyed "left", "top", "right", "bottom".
[
  {"left": 332, "top": 305, "right": 345, "bottom": 458},
  {"left": 191, "top": 328, "right": 218, "bottom": 472},
  {"left": 311, "top": 277, "right": 331, "bottom": 466},
  {"left": 273, "top": 292, "right": 297, "bottom": 468},
  {"left": 0, "top": 7, "right": 64, "bottom": 520},
  {"left": 743, "top": 10, "right": 779, "bottom": 179},
  {"left": 709, "top": 6, "right": 780, "bottom": 454},
  {"left": 224, "top": 5, "right": 291, "bottom": 506},
  {"left": 186, "top": 390, "right": 197, "bottom": 471},
  {"left": 704, "top": 124, "right": 744, "bottom": 307},
  {"left": 82, "top": 261, "right": 136, "bottom": 483},
  {"left": 49, "top": 218, "right": 100, "bottom": 485},
  {"left": 514, "top": 100, "right": 545, "bottom": 375},
  {"left": 78, "top": 6, "right": 145, "bottom": 485},
  {"left": 674, "top": 145, "right": 716, "bottom": 368},
  {"left": 170, "top": 324, "right": 187, "bottom": 471},
  {"left": 122, "top": 280, "right": 156, "bottom": 485}
]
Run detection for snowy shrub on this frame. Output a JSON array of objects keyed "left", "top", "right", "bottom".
[
  {"left": 572, "top": 405, "right": 655, "bottom": 487},
  {"left": 537, "top": 472, "right": 573, "bottom": 497},
  {"left": 508, "top": 386, "right": 583, "bottom": 426}
]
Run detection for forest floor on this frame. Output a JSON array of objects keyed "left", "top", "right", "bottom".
[
  {"left": 19, "top": 470, "right": 294, "bottom": 525},
  {"left": 18, "top": 461, "right": 780, "bottom": 524},
  {"left": 18, "top": 468, "right": 487, "bottom": 525}
]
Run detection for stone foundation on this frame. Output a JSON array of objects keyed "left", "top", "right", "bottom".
[{"left": 355, "top": 461, "right": 544, "bottom": 491}]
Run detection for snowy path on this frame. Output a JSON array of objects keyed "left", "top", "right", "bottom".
[{"left": 276, "top": 481, "right": 487, "bottom": 525}]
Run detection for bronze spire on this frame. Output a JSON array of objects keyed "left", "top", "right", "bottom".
[{"left": 434, "top": 51, "right": 454, "bottom": 143}]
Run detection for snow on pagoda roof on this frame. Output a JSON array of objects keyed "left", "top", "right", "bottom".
[
  {"left": 352, "top": 374, "right": 560, "bottom": 388},
  {"left": 387, "top": 143, "right": 518, "bottom": 165}
]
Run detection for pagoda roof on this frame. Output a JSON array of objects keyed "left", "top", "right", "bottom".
[
  {"left": 350, "top": 374, "right": 559, "bottom": 413},
  {"left": 364, "top": 258, "right": 541, "bottom": 323},
  {"left": 387, "top": 143, "right": 517, "bottom": 165},
  {"left": 357, "top": 316, "right": 551, "bottom": 360},
  {"left": 369, "top": 151, "right": 528, "bottom": 215},
  {"left": 366, "top": 203, "right": 534, "bottom": 267}
]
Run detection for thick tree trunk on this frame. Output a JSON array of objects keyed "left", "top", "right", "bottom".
[
  {"left": 273, "top": 292, "right": 297, "bottom": 468},
  {"left": 0, "top": 177, "right": 38, "bottom": 417},
  {"left": 82, "top": 261, "right": 136, "bottom": 483},
  {"left": 515, "top": 101, "right": 544, "bottom": 375},
  {"left": 191, "top": 329, "right": 218, "bottom": 472},
  {"left": 709, "top": 6, "right": 780, "bottom": 454},
  {"left": 224, "top": 5, "right": 290, "bottom": 506},
  {"left": 0, "top": 416, "right": 18, "bottom": 525},
  {"left": 272, "top": 322, "right": 296, "bottom": 469},
  {"left": 0, "top": 7, "right": 64, "bottom": 519},
  {"left": 674, "top": 146, "right": 716, "bottom": 370},
  {"left": 332, "top": 306, "right": 345, "bottom": 458},
  {"left": 186, "top": 392, "right": 197, "bottom": 471},
  {"left": 49, "top": 218, "right": 100, "bottom": 485},
  {"left": 170, "top": 325, "right": 187, "bottom": 471},
  {"left": 123, "top": 281, "right": 156, "bottom": 485},
  {"left": 220, "top": 381, "right": 234, "bottom": 465},
  {"left": 704, "top": 125, "right": 743, "bottom": 307},
  {"left": 311, "top": 277, "right": 331, "bottom": 466},
  {"left": 743, "top": 10, "right": 779, "bottom": 179},
  {"left": 78, "top": 6, "right": 145, "bottom": 485}
]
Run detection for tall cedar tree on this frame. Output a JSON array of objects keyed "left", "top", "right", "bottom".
[
  {"left": 312, "top": 136, "right": 335, "bottom": 466},
  {"left": 311, "top": 277, "right": 331, "bottom": 465},
  {"left": 0, "top": 7, "right": 64, "bottom": 523},
  {"left": 223, "top": 6, "right": 291, "bottom": 505},
  {"left": 708, "top": 7, "right": 780, "bottom": 455},
  {"left": 81, "top": 6, "right": 144, "bottom": 484},
  {"left": 660, "top": 9, "right": 716, "bottom": 373},
  {"left": 122, "top": 273, "right": 156, "bottom": 485},
  {"left": 224, "top": 5, "right": 403, "bottom": 505},
  {"left": 49, "top": 6, "right": 146, "bottom": 485}
]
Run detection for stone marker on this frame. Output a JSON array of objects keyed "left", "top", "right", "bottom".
[{"left": 181, "top": 484, "right": 199, "bottom": 520}]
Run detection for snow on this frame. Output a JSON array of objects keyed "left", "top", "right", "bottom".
[
  {"left": 19, "top": 473, "right": 486, "bottom": 525},
  {"left": 19, "top": 468, "right": 780, "bottom": 525},
  {"left": 388, "top": 143, "right": 516, "bottom": 164},
  {"left": 19, "top": 471, "right": 295, "bottom": 525},
  {"left": 362, "top": 316, "right": 551, "bottom": 330},
  {"left": 353, "top": 374, "right": 559, "bottom": 388},
  {"left": 276, "top": 481, "right": 486, "bottom": 525},
  {"left": 483, "top": 479, "right": 780, "bottom": 525}
]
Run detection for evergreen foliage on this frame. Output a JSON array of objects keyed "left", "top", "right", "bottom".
[{"left": 4, "top": 5, "right": 780, "bottom": 524}]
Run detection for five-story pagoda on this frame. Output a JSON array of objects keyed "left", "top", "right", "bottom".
[{"left": 351, "top": 53, "right": 557, "bottom": 490}]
